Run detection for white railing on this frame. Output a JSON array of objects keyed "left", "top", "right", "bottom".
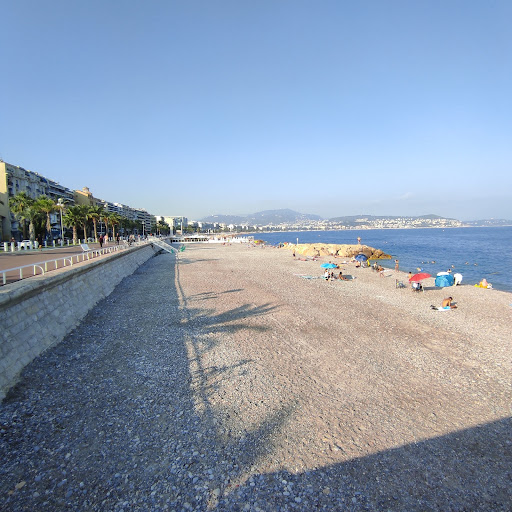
[
  {"left": 1, "top": 242, "right": 147, "bottom": 286},
  {"left": 1, "top": 264, "right": 46, "bottom": 284}
]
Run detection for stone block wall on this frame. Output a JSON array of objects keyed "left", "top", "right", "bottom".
[{"left": 0, "top": 244, "right": 159, "bottom": 400}]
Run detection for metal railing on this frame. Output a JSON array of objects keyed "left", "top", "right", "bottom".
[{"left": 1, "top": 242, "right": 147, "bottom": 286}]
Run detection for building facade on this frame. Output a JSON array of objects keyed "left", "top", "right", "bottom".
[{"left": 0, "top": 160, "right": 158, "bottom": 241}]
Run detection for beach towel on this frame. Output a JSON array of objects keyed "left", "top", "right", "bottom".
[{"left": 430, "top": 305, "right": 452, "bottom": 311}]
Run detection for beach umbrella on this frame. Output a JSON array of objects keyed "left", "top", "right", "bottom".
[
  {"left": 435, "top": 274, "right": 454, "bottom": 287},
  {"left": 321, "top": 262, "right": 337, "bottom": 269},
  {"left": 409, "top": 272, "right": 431, "bottom": 282},
  {"left": 354, "top": 253, "right": 368, "bottom": 262}
]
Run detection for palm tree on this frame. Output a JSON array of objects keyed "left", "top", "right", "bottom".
[
  {"left": 26, "top": 204, "right": 39, "bottom": 242},
  {"left": 63, "top": 205, "right": 87, "bottom": 245},
  {"left": 86, "top": 205, "right": 104, "bottom": 242},
  {"left": 119, "top": 216, "right": 131, "bottom": 237},
  {"left": 78, "top": 205, "right": 90, "bottom": 242},
  {"left": 109, "top": 213, "right": 122, "bottom": 240},
  {"left": 101, "top": 210, "right": 111, "bottom": 240},
  {"left": 156, "top": 221, "right": 170, "bottom": 235},
  {"left": 9, "top": 191, "right": 35, "bottom": 240},
  {"left": 34, "top": 196, "right": 57, "bottom": 241}
]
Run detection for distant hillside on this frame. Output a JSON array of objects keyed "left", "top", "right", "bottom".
[
  {"left": 328, "top": 214, "right": 457, "bottom": 226},
  {"left": 201, "top": 209, "right": 322, "bottom": 225}
]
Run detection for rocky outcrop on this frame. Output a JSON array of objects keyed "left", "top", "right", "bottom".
[{"left": 281, "top": 243, "right": 391, "bottom": 260}]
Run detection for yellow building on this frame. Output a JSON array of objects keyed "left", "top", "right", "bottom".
[
  {"left": 74, "top": 186, "right": 100, "bottom": 207},
  {"left": 0, "top": 162, "right": 10, "bottom": 241}
]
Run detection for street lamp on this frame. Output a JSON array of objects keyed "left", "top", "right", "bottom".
[{"left": 57, "top": 199, "right": 65, "bottom": 246}]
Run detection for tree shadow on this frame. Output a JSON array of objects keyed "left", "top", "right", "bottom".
[
  {"left": 0, "top": 252, "right": 291, "bottom": 510},
  {"left": 187, "top": 289, "right": 244, "bottom": 302}
]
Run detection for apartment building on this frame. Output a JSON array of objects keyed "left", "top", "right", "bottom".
[
  {"left": 1, "top": 160, "right": 76, "bottom": 241},
  {"left": 0, "top": 160, "right": 157, "bottom": 241}
]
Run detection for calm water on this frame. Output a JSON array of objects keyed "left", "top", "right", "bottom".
[{"left": 257, "top": 227, "right": 512, "bottom": 293}]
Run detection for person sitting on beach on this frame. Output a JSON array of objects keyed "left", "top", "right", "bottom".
[
  {"left": 324, "top": 270, "right": 330, "bottom": 280},
  {"left": 441, "top": 297, "right": 457, "bottom": 309},
  {"left": 411, "top": 281, "right": 423, "bottom": 291},
  {"left": 355, "top": 261, "right": 361, "bottom": 268},
  {"left": 338, "top": 271, "right": 348, "bottom": 280}
]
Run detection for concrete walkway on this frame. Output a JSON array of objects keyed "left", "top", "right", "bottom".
[{"left": 0, "top": 243, "right": 117, "bottom": 285}]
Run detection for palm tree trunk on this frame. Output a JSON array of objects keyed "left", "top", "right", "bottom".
[
  {"left": 46, "top": 213, "right": 51, "bottom": 240},
  {"left": 93, "top": 219, "right": 98, "bottom": 242},
  {"left": 29, "top": 221, "right": 35, "bottom": 242},
  {"left": 72, "top": 226, "right": 78, "bottom": 245}
]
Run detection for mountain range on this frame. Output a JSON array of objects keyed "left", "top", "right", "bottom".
[
  {"left": 201, "top": 209, "right": 321, "bottom": 225},
  {"left": 200, "top": 209, "right": 511, "bottom": 226}
]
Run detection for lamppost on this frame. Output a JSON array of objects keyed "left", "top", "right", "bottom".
[{"left": 58, "top": 199, "right": 65, "bottom": 246}]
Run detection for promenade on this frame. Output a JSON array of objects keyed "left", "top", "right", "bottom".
[
  {"left": 0, "top": 242, "right": 115, "bottom": 285},
  {"left": 0, "top": 243, "right": 510, "bottom": 510}
]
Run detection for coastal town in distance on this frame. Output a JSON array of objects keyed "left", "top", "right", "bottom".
[{"left": 195, "top": 210, "right": 511, "bottom": 234}]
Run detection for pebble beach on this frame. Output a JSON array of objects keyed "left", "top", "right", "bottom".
[{"left": 1, "top": 242, "right": 511, "bottom": 511}]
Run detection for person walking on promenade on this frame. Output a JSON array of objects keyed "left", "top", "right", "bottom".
[
  {"left": 99, "top": 235, "right": 104, "bottom": 248},
  {"left": 116, "top": 233, "right": 120, "bottom": 245}
]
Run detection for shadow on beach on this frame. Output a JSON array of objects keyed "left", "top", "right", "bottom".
[{"left": 0, "top": 251, "right": 510, "bottom": 511}]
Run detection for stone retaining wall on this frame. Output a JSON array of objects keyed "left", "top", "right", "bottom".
[{"left": 0, "top": 244, "right": 160, "bottom": 400}]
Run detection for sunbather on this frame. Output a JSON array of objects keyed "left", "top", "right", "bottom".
[{"left": 441, "top": 297, "right": 457, "bottom": 309}]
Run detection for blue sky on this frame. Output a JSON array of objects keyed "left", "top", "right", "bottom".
[{"left": 1, "top": 1, "right": 511, "bottom": 221}]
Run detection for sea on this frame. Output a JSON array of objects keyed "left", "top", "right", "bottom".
[{"left": 257, "top": 226, "right": 512, "bottom": 293}]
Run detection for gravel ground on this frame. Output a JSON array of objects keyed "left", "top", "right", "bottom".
[{"left": 1, "top": 243, "right": 511, "bottom": 511}]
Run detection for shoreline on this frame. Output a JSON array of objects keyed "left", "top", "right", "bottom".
[{"left": 252, "top": 228, "right": 512, "bottom": 293}]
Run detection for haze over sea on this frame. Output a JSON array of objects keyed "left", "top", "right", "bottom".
[{"left": 259, "top": 226, "right": 512, "bottom": 293}]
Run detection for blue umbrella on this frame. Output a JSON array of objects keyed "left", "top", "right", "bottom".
[
  {"left": 354, "top": 253, "right": 368, "bottom": 262},
  {"left": 321, "top": 263, "right": 337, "bottom": 268}
]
